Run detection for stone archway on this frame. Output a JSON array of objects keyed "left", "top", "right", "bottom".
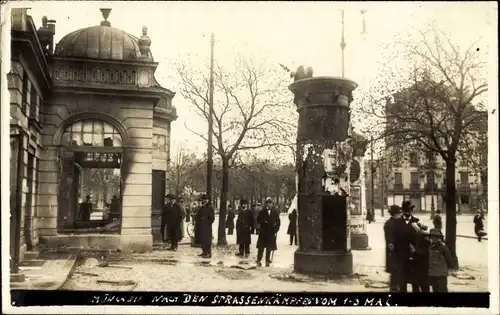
[{"left": 55, "top": 114, "right": 129, "bottom": 234}]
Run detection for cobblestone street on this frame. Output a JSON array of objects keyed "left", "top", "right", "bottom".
[{"left": 61, "top": 214, "right": 488, "bottom": 292}]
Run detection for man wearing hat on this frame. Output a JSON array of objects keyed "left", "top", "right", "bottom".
[
  {"left": 195, "top": 194, "right": 215, "bottom": 258},
  {"left": 167, "top": 196, "right": 185, "bottom": 251},
  {"left": 235, "top": 199, "right": 254, "bottom": 258},
  {"left": 256, "top": 198, "right": 281, "bottom": 266},
  {"left": 392, "top": 200, "right": 424, "bottom": 292},
  {"left": 161, "top": 194, "right": 175, "bottom": 244},
  {"left": 384, "top": 205, "right": 402, "bottom": 292}
]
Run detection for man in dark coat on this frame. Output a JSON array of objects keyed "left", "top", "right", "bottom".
[
  {"left": 167, "top": 196, "right": 185, "bottom": 251},
  {"left": 287, "top": 209, "right": 298, "bottom": 246},
  {"left": 226, "top": 205, "right": 235, "bottom": 235},
  {"left": 256, "top": 198, "right": 280, "bottom": 267},
  {"left": 392, "top": 200, "right": 422, "bottom": 292},
  {"left": 196, "top": 194, "right": 215, "bottom": 258},
  {"left": 473, "top": 210, "right": 486, "bottom": 242},
  {"left": 161, "top": 194, "right": 174, "bottom": 243},
  {"left": 79, "top": 195, "right": 93, "bottom": 221},
  {"left": 384, "top": 205, "right": 402, "bottom": 292},
  {"left": 236, "top": 199, "right": 253, "bottom": 257}
]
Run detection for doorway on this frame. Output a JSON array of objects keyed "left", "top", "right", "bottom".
[
  {"left": 24, "top": 152, "right": 35, "bottom": 250},
  {"left": 151, "top": 170, "right": 166, "bottom": 244}
]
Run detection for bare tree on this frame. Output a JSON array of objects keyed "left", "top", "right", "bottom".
[
  {"left": 176, "top": 55, "right": 294, "bottom": 245},
  {"left": 167, "top": 146, "right": 205, "bottom": 196},
  {"left": 357, "top": 24, "right": 488, "bottom": 266}
]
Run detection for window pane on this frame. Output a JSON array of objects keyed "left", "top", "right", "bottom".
[
  {"left": 83, "top": 120, "right": 93, "bottom": 132},
  {"left": 104, "top": 123, "right": 114, "bottom": 133},
  {"left": 94, "top": 133, "right": 104, "bottom": 146},
  {"left": 72, "top": 121, "right": 82, "bottom": 132},
  {"left": 82, "top": 133, "right": 93, "bottom": 146},
  {"left": 71, "top": 133, "right": 82, "bottom": 146},
  {"left": 103, "top": 134, "right": 114, "bottom": 147},
  {"left": 113, "top": 134, "right": 122, "bottom": 147},
  {"left": 94, "top": 121, "right": 103, "bottom": 134}
]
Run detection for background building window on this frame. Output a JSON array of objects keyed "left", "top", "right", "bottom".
[
  {"left": 460, "top": 171, "right": 469, "bottom": 185},
  {"left": 410, "top": 172, "right": 419, "bottom": 184},
  {"left": 426, "top": 171, "right": 434, "bottom": 184},
  {"left": 394, "top": 172, "right": 402, "bottom": 185},
  {"left": 409, "top": 152, "right": 418, "bottom": 167},
  {"left": 21, "top": 71, "right": 29, "bottom": 114},
  {"left": 29, "top": 86, "right": 40, "bottom": 121},
  {"left": 153, "top": 134, "right": 166, "bottom": 151}
]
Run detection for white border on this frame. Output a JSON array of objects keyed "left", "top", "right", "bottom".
[{"left": 1, "top": 1, "right": 498, "bottom": 314}]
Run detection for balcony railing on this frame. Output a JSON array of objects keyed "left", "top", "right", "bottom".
[
  {"left": 424, "top": 183, "right": 438, "bottom": 190},
  {"left": 409, "top": 183, "right": 420, "bottom": 190},
  {"left": 393, "top": 183, "right": 404, "bottom": 190}
]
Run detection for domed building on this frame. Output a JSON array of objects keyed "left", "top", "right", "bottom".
[{"left": 9, "top": 7, "right": 176, "bottom": 273}]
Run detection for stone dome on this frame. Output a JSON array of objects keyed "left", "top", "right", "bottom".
[{"left": 54, "top": 9, "right": 153, "bottom": 61}]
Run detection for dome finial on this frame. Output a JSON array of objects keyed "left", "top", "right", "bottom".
[{"left": 100, "top": 8, "right": 111, "bottom": 26}]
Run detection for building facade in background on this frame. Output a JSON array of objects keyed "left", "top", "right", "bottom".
[{"left": 8, "top": 8, "right": 177, "bottom": 276}]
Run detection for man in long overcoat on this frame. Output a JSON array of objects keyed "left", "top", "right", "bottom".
[
  {"left": 235, "top": 199, "right": 253, "bottom": 257},
  {"left": 161, "top": 194, "right": 174, "bottom": 243},
  {"left": 167, "top": 196, "right": 185, "bottom": 251},
  {"left": 196, "top": 194, "right": 215, "bottom": 258},
  {"left": 384, "top": 205, "right": 402, "bottom": 292},
  {"left": 287, "top": 209, "right": 298, "bottom": 246},
  {"left": 392, "top": 201, "right": 424, "bottom": 292},
  {"left": 79, "top": 195, "right": 93, "bottom": 221},
  {"left": 256, "top": 198, "right": 280, "bottom": 266},
  {"left": 226, "top": 205, "right": 235, "bottom": 235}
]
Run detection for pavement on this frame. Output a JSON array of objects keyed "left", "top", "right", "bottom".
[
  {"left": 11, "top": 213, "right": 488, "bottom": 292},
  {"left": 59, "top": 213, "right": 488, "bottom": 292}
]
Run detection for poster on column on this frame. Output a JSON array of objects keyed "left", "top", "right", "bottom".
[{"left": 349, "top": 185, "right": 365, "bottom": 234}]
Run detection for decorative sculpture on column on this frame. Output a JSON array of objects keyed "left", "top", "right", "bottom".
[
  {"left": 348, "top": 132, "right": 370, "bottom": 250},
  {"left": 289, "top": 68, "right": 358, "bottom": 275}
]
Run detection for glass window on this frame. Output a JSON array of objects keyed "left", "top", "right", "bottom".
[
  {"left": 62, "top": 119, "right": 122, "bottom": 148},
  {"left": 394, "top": 172, "right": 402, "bottom": 184},
  {"left": 409, "top": 153, "right": 418, "bottom": 167},
  {"left": 410, "top": 172, "right": 419, "bottom": 184}
]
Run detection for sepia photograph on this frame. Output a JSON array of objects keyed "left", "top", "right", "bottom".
[{"left": 1, "top": 1, "right": 498, "bottom": 314}]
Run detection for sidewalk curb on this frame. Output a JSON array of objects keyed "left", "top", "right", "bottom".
[{"left": 457, "top": 234, "right": 488, "bottom": 241}]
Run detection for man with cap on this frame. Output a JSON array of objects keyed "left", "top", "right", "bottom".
[
  {"left": 196, "top": 194, "right": 215, "bottom": 258},
  {"left": 235, "top": 199, "right": 254, "bottom": 257},
  {"left": 256, "top": 198, "right": 281, "bottom": 266},
  {"left": 384, "top": 205, "right": 402, "bottom": 292},
  {"left": 161, "top": 194, "right": 175, "bottom": 244},
  {"left": 473, "top": 210, "right": 486, "bottom": 242},
  {"left": 428, "top": 228, "right": 454, "bottom": 292},
  {"left": 167, "top": 196, "right": 185, "bottom": 251}
]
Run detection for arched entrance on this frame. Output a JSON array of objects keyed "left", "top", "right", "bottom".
[{"left": 57, "top": 118, "right": 125, "bottom": 233}]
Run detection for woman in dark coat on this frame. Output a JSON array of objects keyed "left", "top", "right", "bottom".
[
  {"left": 226, "top": 205, "right": 235, "bottom": 235},
  {"left": 256, "top": 199, "right": 281, "bottom": 266},
  {"left": 287, "top": 209, "right": 297, "bottom": 245}
]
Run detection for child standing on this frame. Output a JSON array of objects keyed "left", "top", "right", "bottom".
[{"left": 428, "top": 228, "right": 454, "bottom": 292}]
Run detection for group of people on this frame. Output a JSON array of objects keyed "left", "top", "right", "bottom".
[
  {"left": 384, "top": 201, "right": 455, "bottom": 292},
  {"left": 161, "top": 194, "right": 298, "bottom": 267}
]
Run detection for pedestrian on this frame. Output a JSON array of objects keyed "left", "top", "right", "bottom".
[
  {"left": 161, "top": 194, "right": 174, "bottom": 244},
  {"left": 392, "top": 200, "right": 422, "bottom": 292},
  {"left": 79, "top": 195, "right": 93, "bottom": 221},
  {"left": 167, "top": 196, "right": 184, "bottom": 251},
  {"left": 185, "top": 205, "right": 191, "bottom": 223},
  {"left": 196, "top": 194, "right": 215, "bottom": 258},
  {"left": 235, "top": 199, "right": 253, "bottom": 258},
  {"left": 384, "top": 205, "right": 402, "bottom": 292},
  {"left": 473, "top": 210, "right": 486, "bottom": 242},
  {"left": 250, "top": 204, "right": 257, "bottom": 234},
  {"left": 433, "top": 210, "right": 443, "bottom": 230},
  {"left": 226, "top": 204, "right": 235, "bottom": 235},
  {"left": 428, "top": 228, "right": 453, "bottom": 292},
  {"left": 256, "top": 198, "right": 280, "bottom": 267},
  {"left": 412, "top": 220, "right": 431, "bottom": 292},
  {"left": 178, "top": 197, "right": 186, "bottom": 240},
  {"left": 254, "top": 202, "right": 262, "bottom": 234},
  {"left": 287, "top": 208, "right": 298, "bottom": 246}
]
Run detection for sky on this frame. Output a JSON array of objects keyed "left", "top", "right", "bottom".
[{"left": 15, "top": 1, "right": 497, "bottom": 162}]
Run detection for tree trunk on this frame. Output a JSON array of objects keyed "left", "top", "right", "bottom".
[
  {"left": 444, "top": 156, "right": 459, "bottom": 268},
  {"left": 217, "top": 158, "right": 229, "bottom": 246}
]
